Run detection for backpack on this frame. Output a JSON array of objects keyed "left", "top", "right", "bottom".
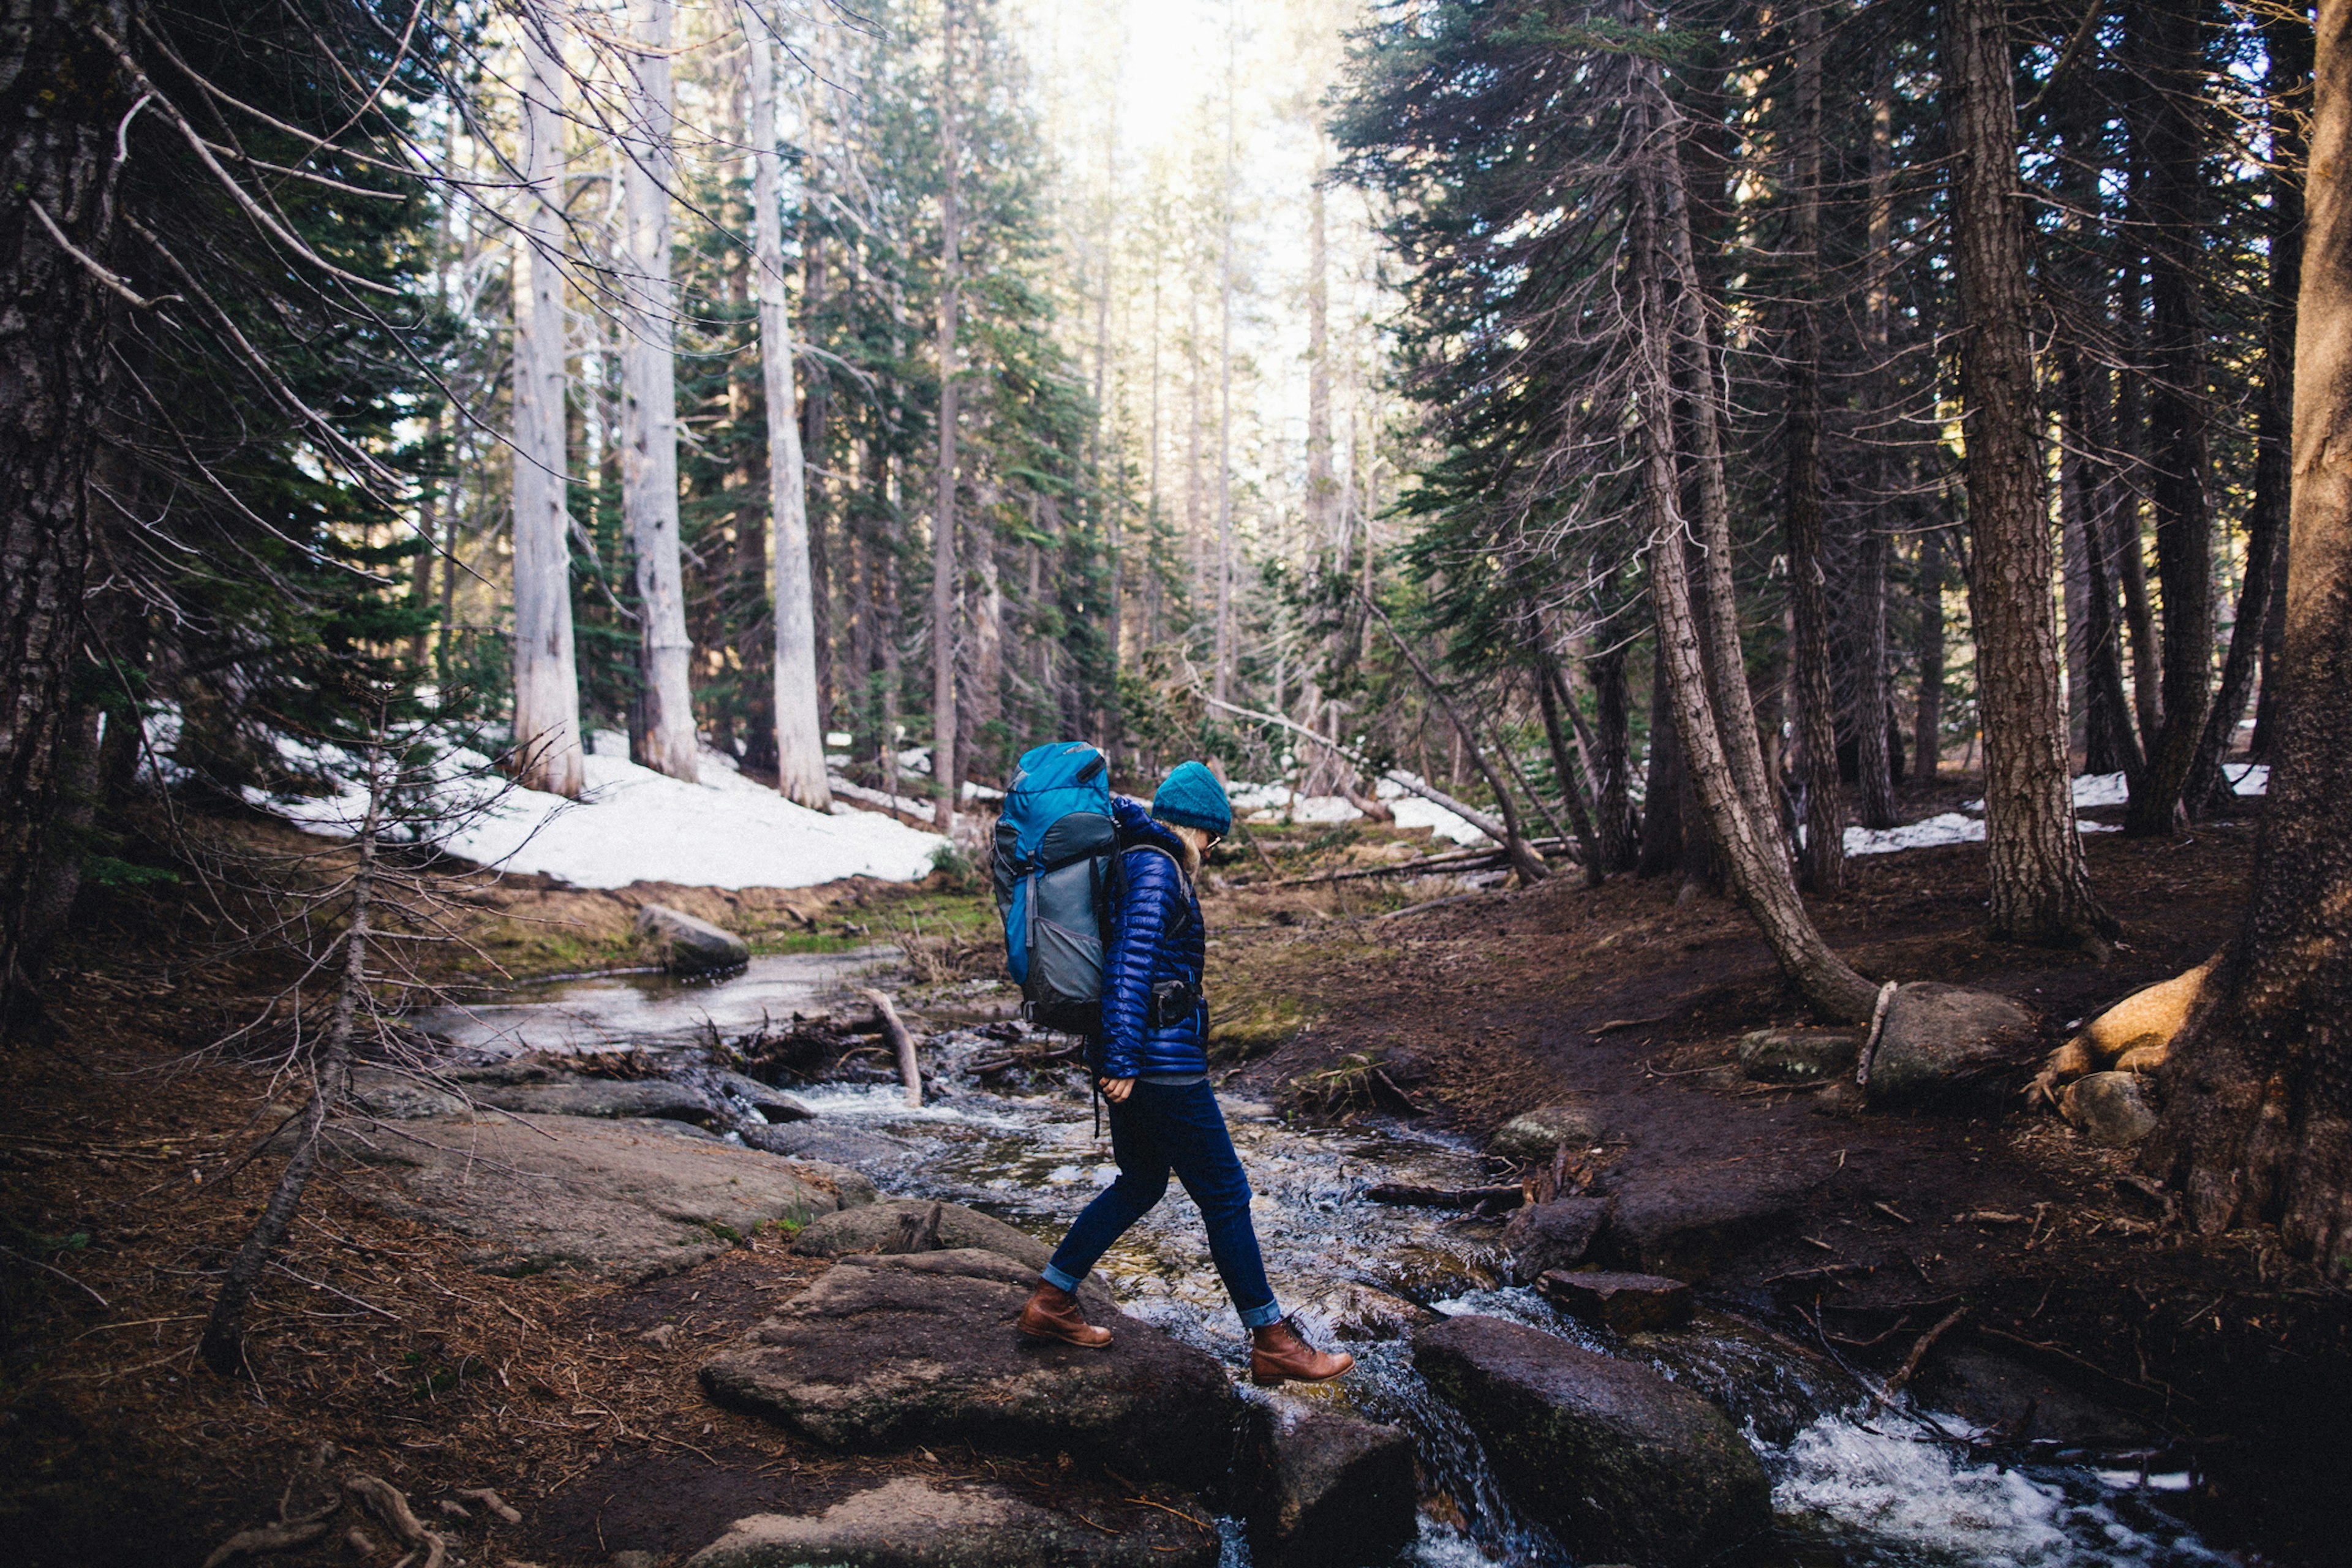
[{"left": 993, "top": 742, "right": 1120, "bottom": 1033}]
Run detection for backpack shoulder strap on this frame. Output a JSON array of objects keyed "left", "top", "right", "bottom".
[{"left": 1117, "top": 841, "right": 1195, "bottom": 932}]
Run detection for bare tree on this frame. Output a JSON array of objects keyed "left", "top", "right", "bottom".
[
  {"left": 510, "top": 1, "right": 586, "bottom": 799},
  {"left": 932, "top": 0, "right": 962, "bottom": 832},
  {"left": 620, "top": 0, "right": 698, "bottom": 782},
  {"left": 745, "top": 1, "right": 831, "bottom": 810}
]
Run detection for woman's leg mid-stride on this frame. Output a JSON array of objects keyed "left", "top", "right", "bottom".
[
  {"left": 1145, "top": 1081, "right": 1281, "bottom": 1328},
  {"left": 1041, "top": 1093, "right": 1171, "bottom": 1296}
]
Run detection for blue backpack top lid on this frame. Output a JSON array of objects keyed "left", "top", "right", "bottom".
[{"left": 1000, "top": 741, "right": 1112, "bottom": 865}]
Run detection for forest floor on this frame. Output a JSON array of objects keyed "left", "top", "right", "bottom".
[{"left": 3, "top": 784, "right": 2348, "bottom": 1567}]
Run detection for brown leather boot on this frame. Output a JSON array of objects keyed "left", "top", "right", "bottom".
[
  {"left": 1017, "top": 1281, "right": 1112, "bottom": 1348},
  {"left": 1250, "top": 1317, "right": 1354, "bottom": 1386}
]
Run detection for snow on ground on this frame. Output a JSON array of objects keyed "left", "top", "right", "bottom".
[
  {"left": 1230, "top": 775, "right": 1487, "bottom": 845},
  {"left": 247, "top": 728, "right": 947, "bottom": 890},
  {"left": 1849, "top": 763, "right": 2269, "bottom": 858}
]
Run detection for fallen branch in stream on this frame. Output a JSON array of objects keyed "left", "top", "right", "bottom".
[
  {"left": 1237, "top": 839, "right": 1571, "bottom": 889},
  {"left": 1884, "top": 1305, "right": 1969, "bottom": 1397},
  {"left": 857, "top": 987, "right": 922, "bottom": 1109},
  {"left": 969, "top": 1042, "right": 1085, "bottom": 1075},
  {"left": 1365, "top": 1182, "right": 1526, "bottom": 1212}
]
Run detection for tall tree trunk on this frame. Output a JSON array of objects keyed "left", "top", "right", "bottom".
[
  {"left": 1213, "top": 26, "right": 1237, "bottom": 706},
  {"left": 622, "top": 0, "right": 696, "bottom": 781},
  {"left": 2115, "top": 273, "right": 2168, "bottom": 743},
  {"left": 746, "top": 3, "right": 831, "bottom": 810},
  {"left": 510, "top": 4, "right": 585, "bottom": 797},
  {"left": 1632, "top": 53, "right": 1877, "bottom": 1020},
  {"left": 1943, "top": 0, "right": 2114, "bottom": 946},
  {"left": 1531, "top": 652, "right": 1605, "bottom": 886},
  {"left": 2185, "top": 13, "right": 2306, "bottom": 818},
  {"left": 1914, "top": 528, "right": 1946, "bottom": 777},
  {"left": 1637, "top": 641, "right": 1684, "bottom": 880},
  {"left": 2123, "top": 0, "right": 2218, "bottom": 836},
  {"left": 1306, "top": 167, "right": 1336, "bottom": 547},
  {"left": 2141, "top": 0, "right": 2352, "bottom": 1274},
  {"left": 1782, "top": 0, "right": 1847, "bottom": 889},
  {"left": 1589, "top": 643, "right": 1642, "bottom": 871},
  {"left": 931, "top": 0, "right": 961, "bottom": 833}
]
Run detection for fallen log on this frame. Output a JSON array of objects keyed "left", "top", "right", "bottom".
[
  {"left": 1365, "top": 1182, "right": 1526, "bottom": 1212},
  {"left": 857, "top": 987, "right": 922, "bottom": 1108},
  {"left": 1242, "top": 837, "right": 1572, "bottom": 890}
]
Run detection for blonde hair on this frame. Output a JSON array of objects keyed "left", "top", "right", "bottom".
[{"left": 1158, "top": 821, "right": 1204, "bottom": 880}]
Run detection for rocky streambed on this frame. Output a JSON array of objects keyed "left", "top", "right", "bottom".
[{"left": 343, "top": 952, "right": 2227, "bottom": 1567}]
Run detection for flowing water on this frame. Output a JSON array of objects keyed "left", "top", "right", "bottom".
[{"left": 434, "top": 959, "right": 2226, "bottom": 1568}]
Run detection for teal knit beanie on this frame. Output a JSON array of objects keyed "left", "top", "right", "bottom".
[{"left": 1152, "top": 761, "right": 1232, "bottom": 837}]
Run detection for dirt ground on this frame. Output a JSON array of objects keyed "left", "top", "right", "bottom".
[{"left": 4, "top": 789, "right": 2349, "bottom": 1566}]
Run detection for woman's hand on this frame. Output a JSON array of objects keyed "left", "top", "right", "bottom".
[{"left": 1099, "top": 1077, "right": 1136, "bottom": 1103}]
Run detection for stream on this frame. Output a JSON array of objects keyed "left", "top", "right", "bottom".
[{"left": 434, "top": 955, "right": 2229, "bottom": 1568}]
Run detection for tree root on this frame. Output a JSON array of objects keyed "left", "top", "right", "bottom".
[
  {"left": 200, "top": 1520, "right": 330, "bottom": 1568},
  {"left": 346, "top": 1473, "right": 448, "bottom": 1568}
]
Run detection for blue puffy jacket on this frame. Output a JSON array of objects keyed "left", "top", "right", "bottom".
[{"left": 1096, "top": 795, "right": 1208, "bottom": 1079}]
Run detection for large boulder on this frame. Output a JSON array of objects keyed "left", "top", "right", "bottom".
[
  {"left": 790, "top": 1198, "right": 1062, "bottom": 1278},
  {"left": 2061, "top": 1072, "right": 2159, "bottom": 1147},
  {"left": 1738, "top": 1028, "right": 1861, "bottom": 1085},
  {"left": 684, "top": 1477, "right": 1218, "bottom": 1568},
  {"left": 740, "top": 1120, "right": 914, "bottom": 1170},
  {"left": 1538, "top": 1270, "right": 1693, "bottom": 1334},
  {"left": 1865, "top": 984, "right": 2040, "bottom": 1105},
  {"left": 1246, "top": 1404, "right": 1418, "bottom": 1568},
  {"left": 1490, "top": 1104, "right": 1606, "bottom": 1163},
  {"left": 329, "top": 1113, "right": 864, "bottom": 1281},
  {"left": 1413, "top": 1314, "right": 1769, "bottom": 1565},
  {"left": 700, "top": 1249, "right": 1235, "bottom": 1487},
  {"left": 1499, "top": 1196, "right": 1609, "bottom": 1285},
  {"left": 636, "top": 903, "right": 752, "bottom": 974},
  {"left": 1596, "top": 1164, "right": 1823, "bottom": 1280},
  {"left": 710, "top": 1069, "right": 815, "bottom": 1123}
]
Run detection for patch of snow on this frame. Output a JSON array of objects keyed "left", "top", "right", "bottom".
[
  {"left": 2226, "top": 762, "right": 2268, "bottom": 794},
  {"left": 1224, "top": 776, "right": 1487, "bottom": 844},
  {"left": 2072, "top": 772, "right": 2132, "bottom": 808},
  {"left": 1845, "top": 812, "right": 2120, "bottom": 858}
]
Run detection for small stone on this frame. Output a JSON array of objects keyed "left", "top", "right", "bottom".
[
  {"left": 2061, "top": 1071, "right": 2159, "bottom": 1147},
  {"left": 640, "top": 1322, "right": 678, "bottom": 1349},
  {"left": 634, "top": 904, "right": 752, "bottom": 975},
  {"left": 1736, "top": 1029, "right": 1861, "bottom": 1084},
  {"left": 1490, "top": 1104, "right": 1606, "bottom": 1162},
  {"left": 1539, "top": 1270, "right": 1694, "bottom": 1334},
  {"left": 437, "top": 1497, "right": 472, "bottom": 1520},
  {"left": 1499, "top": 1197, "right": 1609, "bottom": 1285}
]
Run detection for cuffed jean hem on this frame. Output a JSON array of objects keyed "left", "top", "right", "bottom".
[
  {"left": 1236, "top": 1298, "right": 1284, "bottom": 1330},
  {"left": 1039, "top": 1263, "right": 1084, "bottom": 1294}
]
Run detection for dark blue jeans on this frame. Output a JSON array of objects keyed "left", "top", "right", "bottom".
[{"left": 1041, "top": 1078, "right": 1283, "bottom": 1329}]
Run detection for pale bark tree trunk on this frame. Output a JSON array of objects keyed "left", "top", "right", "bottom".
[
  {"left": 2141, "top": 0, "right": 2352, "bottom": 1275},
  {"left": 1531, "top": 652, "right": 1605, "bottom": 886},
  {"left": 1783, "top": 0, "right": 1845, "bottom": 892},
  {"left": 621, "top": 0, "right": 696, "bottom": 781},
  {"left": 1306, "top": 166, "right": 1336, "bottom": 547},
  {"left": 931, "top": 0, "right": 960, "bottom": 832},
  {"left": 2185, "top": 13, "right": 2305, "bottom": 819},
  {"left": 1589, "top": 644, "right": 1641, "bottom": 871},
  {"left": 2123, "top": 0, "right": 2218, "bottom": 836},
  {"left": 1943, "top": 0, "right": 2113, "bottom": 946},
  {"left": 1213, "top": 26, "right": 1237, "bottom": 707},
  {"left": 745, "top": 3, "right": 830, "bottom": 810},
  {"left": 1630, "top": 53, "right": 1877, "bottom": 1022},
  {"left": 510, "top": 4, "right": 584, "bottom": 798},
  {"left": 1862, "top": 47, "right": 1906, "bottom": 815}
]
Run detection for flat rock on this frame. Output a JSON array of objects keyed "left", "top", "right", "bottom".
[
  {"left": 1490, "top": 1104, "right": 1605, "bottom": 1162},
  {"left": 685, "top": 1477, "right": 1217, "bottom": 1568},
  {"left": 1499, "top": 1196, "right": 1609, "bottom": 1285},
  {"left": 1597, "top": 1163, "right": 1823, "bottom": 1280},
  {"left": 330, "top": 1114, "right": 861, "bottom": 1280},
  {"left": 1538, "top": 1270, "right": 1694, "bottom": 1334},
  {"left": 1738, "top": 1028, "right": 1861, "bottom": 1085},
  {"left": 700, "top": 1249, "right": 1234, "bottom": 1487},
  {"left": 1246, "top": 1403, "right": 1417, "bottom": 1568},
  {"left": 347, "top": 1068, "right": 464, "bottom": 1121},
  {"left": 2062, "top": 1072, "right": 2159, "bottom": 1147},
  {"left": 1414, "top": 1314, "right": 1769, "bottom": 1566},
  {"left": 636, "top": 903, "right": 752, "bottom": 974},
  {"left": 790, "top": 1198, "right": 1063, "bottom": 1278},
  {"left": 469, "top": 1075, "right": 729, "bottom": 1125},
  {"left": 739, "top": 1120, "right": 913, "bottom": 1170},
  {"left": 710, "top": 1070, "right": 815, "bottom": 1123},
  {"left": 1866, "top": 984, "right": 2040, "bottom": 1104}
]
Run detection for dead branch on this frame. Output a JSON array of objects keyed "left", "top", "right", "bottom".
[{"left": 856, "top": 986, "right": 921, "bottom": 1108}]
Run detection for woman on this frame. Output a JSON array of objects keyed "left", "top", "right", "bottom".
[{"left": 1017, "top": 762, "right": 1354, "bottom": 1385}]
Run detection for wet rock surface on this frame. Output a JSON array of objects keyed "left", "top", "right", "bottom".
[
  {"left": 1738, "top": 1028, "right": 1861, "bottom": 1084},
  {"left": 329, "top": 1113, "right": 862, "bottom": 1280},
  {"left": 1413, "top": 1313, "right": 1770, "bottom": 1566},
  {"left": 739, "top": 1119, "right": 913, "bottom": 1169},
  {"left": 711, "top": 1070, "right": 815, "bottom": 1123},
  {"left": 637, "top": 903, "right": 753, "bottom": 974},
  {"left": 683, "top": 1477, "right": 1219, "bottom": 1568},
  {"left": 2061, "top": 1071, "right": 2159, "bottom": 1147},
  {"left": 1538, "top": 1269, "right": 1694, "bottom": 1333},
  {"left": 1498, "top": 1196, "right": 1608, "bottom": 1284},
  {"left": 464, "top": 1074, "right": 729, "bottom": 1124},
  {"left": 699, "top": 1248, "right": 1234, "bottom": 1487},
  {"left": 789, "top": 1196, "right": 1065, "bottom": 1278},
  {"left": 1488, "top": 1103, "right": 1605, "bottom": 1161},
  {"left": 1864, "top": 983, "right": 2041, "bottom": 1104},
  {"left": 1245, "top": 1402, "right": 1417, "bottom": 1568},
  {"left": 1596, "top": 1163, "right": 1824, "bottom": 1280}
]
